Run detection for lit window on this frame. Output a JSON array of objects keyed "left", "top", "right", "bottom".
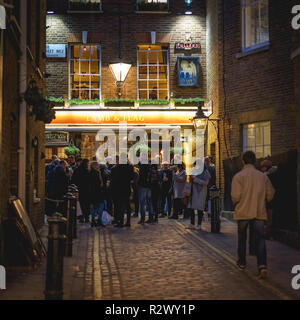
[
  {"left": 69, "top": 0, "right": 102, "bottom": 11},
  {"left": 243, "top": 121, "right": 271, "bottom": 159},
  {"left": 242, "top": 0, "right": 269, "bottom": 50},
  {"left": 136, "top": 0, "right": 169, "bottom": 12},
  {"left": 69, "top": 45, "right": 101, "bottom": 100},
  {"left": 137, "top": 45, "right": 169, "bottom": 100}
]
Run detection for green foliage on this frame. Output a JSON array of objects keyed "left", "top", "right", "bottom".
[
  {"left": 47, "top": 97, "right": 65, "bottom": 104},
  {"left": 24, "top": 86, "right": 56, "bottom": 124},
  {"left": 172, "top": 98, "right": 205, "bottom": 105},
  {"left": 134, "top": 144, "right": 151, "bottom": 156},
  {"left": 67, "top": 99, "right": 100, "bottom": 105},
  {"left": 64, "top": 144, "right": 81, "bottom": 157},
  {"left": 138, "top": 99, "right": 169, "bottom": 105},
  {"left": 170, "top": 147, "right": 184, "bottom": 154},
  {"left": 103, "top": 98, "right": 135, "bottom": 104}
]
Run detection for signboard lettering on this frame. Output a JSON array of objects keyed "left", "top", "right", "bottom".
[{"left": 46, "top": 44, "right": 66, "bottom": 58}]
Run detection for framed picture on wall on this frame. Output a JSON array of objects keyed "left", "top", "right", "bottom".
[{"left": 177, "top": 56, "right": 199, "bottom": 87}]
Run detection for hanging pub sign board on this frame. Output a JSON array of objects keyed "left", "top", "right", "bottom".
[
  {"left": 46, "top": 131, "right": 69, "bottom": 146},
  {"left": 46, "top": 44, "right": 66, "bottom": 58},
  {"left": 175, "top": 43, "right": 201, "bottom": 50},
  {"left": 177, "top": 56, "right": 199, "bottom": 87}
]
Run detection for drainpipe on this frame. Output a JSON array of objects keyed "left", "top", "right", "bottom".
[{"left": 18, "top": 0, "right": 27, "bottom": 205}]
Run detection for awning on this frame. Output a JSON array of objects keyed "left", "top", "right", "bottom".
[{"left": 0, "top": 5, "right": 6, "bottom": 30}]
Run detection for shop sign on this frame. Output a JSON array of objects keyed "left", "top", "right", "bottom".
[
  {"left": 46, "top": 131, "right": 69, "bottom": 146},
  {"left": 46, "top": 44, "right": 66, "bottom": 58},
  {"left": 50, "top": 110, "right": 196, "bottom": 126},
  {"left": 175, "top": 43, "right": 201, "bottom": 50},
  {"left": 177, "top": 56, "right": 199, "bottom": 87}
]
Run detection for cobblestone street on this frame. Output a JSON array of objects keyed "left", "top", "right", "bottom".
[{"left": 1, "top": 217, "right": 299, "bottom": 300}]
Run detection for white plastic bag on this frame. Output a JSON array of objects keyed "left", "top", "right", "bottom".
[
  {"left": 101, "top": 211, "right": 113, "bottom": 226},
  {"left": 76, "top": 201, "right": 82, "bottom": 217}
]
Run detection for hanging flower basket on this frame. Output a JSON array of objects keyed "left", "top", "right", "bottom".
[
  {"left": 24, "top": 81, "right": 56, "bottom": 124},
  {"left": 64, "top": 144, "right": 81, "bottom": 158}
]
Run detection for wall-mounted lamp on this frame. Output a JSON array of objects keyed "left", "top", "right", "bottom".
[
  {"left": 109, "top": 4, "right": 131, "bottom": 98},
  {"left": 185, "top": 0, "right": 193, "bottom": 15},
  {"left": 109, "top": 62, "right": 132, "bottom": 89},
  {"left": 192, "top": 102, "right": 208, "bottom": 130}
]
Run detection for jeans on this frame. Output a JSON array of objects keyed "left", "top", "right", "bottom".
[
  {"left": 91, "top": 202, "right": 105, "bottom": 221},
  {"left": 160, "top": 189, "right": 172, "bottom": 216},
  {"left": 238, "top": 219, "right": 267, "bottom": 270},
  {"left": 139, "top": 187, "right": 153, "bottom": 221}
]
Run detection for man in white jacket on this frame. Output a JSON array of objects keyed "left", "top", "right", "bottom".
[{"left": 231, "top": 151, "right": 275, "bottom": 279}]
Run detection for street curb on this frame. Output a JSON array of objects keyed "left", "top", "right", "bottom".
[{"left": 175, "top": 221, "right": 293, "bottom": 301}]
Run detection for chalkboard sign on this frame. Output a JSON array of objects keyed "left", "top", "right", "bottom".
[{"left": 12, "top": 199, "right": 38, "bottom": 248}]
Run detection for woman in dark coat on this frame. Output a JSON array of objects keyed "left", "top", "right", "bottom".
[
  {"left": 72, "top": 159, "right": 91, "bottom": 223},
  {"left": 90, "top": 162, "right": 105, "bottom": 227}
]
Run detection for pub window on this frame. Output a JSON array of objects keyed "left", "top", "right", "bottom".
[
  {"left": 68, "top": 0, "right": 102, "bottom": 11},
  {"left": 242, "top": 0, "right": 269, "bottom": 51},
  {"left": 243, "top": 121, "right": 271, "bottom": 159},
  {"left": 137, "top": 45, "right": 169, "bottom": 100},
  {"left": 69, "top": 45, "right": 101, "bottom": 100},
  {"left": 136, "top": 0, "right": 169, "bottom": 12}
]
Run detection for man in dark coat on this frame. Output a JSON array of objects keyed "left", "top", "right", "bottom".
[
  {"left": 111, "top": 154, "right": 134, "bottom": 228},
  {"left": 72, "top": 159, "right": 91, "bottom": 223},
  {"left": 90, "top": 162, "right": 105, "bottom": 227},
  {"left": 48, "top": 160, "right": 69, "bottom": 216}
]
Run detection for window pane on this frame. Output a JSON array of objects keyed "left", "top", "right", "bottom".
[
  {"left": 69, "top": 0, "right": 101, "bottom": 11},
  {"left": 137, "top": 45, "right": 169, "bottom": 100},
  {"left": 244, "top": 0, "right": 269, "bottom": 49},
  {"left": 69, "top": 45, "right": 101, "bottom": 100},
  {"left": 137, "top": 0, "right": 168, "bottom": 11},
  {"left": 243, "top": 121, "right": 271, "bottom": 157}
]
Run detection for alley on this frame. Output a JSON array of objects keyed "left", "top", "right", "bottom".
[{"left": 1, "top": 217, "right": 299, "bottom": 300}]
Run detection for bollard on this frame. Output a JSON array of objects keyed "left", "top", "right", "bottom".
[
  {"left": 210, "top": 186, "right": 221, "bottom": 233},
  {"left": 44, "top": 212, "right": 67, "bottom": 300},
  {"left": 69, "top": 185, "right": 79, "bottom": 240},
  {"left": 64, "top": 192, "right": 76, "bottom": 257}
]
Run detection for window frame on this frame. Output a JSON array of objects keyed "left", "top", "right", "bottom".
[
  {"left": 241, "top": 0, "right": 270, "bottom": 52},
  {"left": 137, "top": 46, "right": 170, "bottom": 101},
  {"left": 242, "top": 121, "right": 271, "bottom": 158},
  {"left": 68, "top": 0, "right": 102, "bottom": 12},
  {"left": 136, "top": 0, "right": 169, "bottom": 12},
  {"left": 68, "top": 44, "right": 102, "bottom": 101}
]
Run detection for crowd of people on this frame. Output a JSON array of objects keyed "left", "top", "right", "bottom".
[
  {"left": 45, "top": 149, "right": 280, "bottom": 278},
  {"left": 45, "top": 153, "right": 217, "bottom": 229}
]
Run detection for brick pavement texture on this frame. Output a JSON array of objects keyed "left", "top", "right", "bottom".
[{"left": 0, "top": 218, "right": 299, "bottom": 300}]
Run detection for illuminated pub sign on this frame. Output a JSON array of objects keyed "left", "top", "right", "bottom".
[
  {"left": 50, "top": 110, "right": 196, "bottom": 126},
  {"left": 175, "top": 43, "right": 201, "bottom": 50}
]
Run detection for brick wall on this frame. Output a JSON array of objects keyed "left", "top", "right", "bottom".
[
  {"left": 0, "top": 0, "right": 47, "bottom": 264},
  {"left": 207, "top": 1, "right": 298, "bottom": 217},
  {"left": 46, "top": 0, "right": 207, "bottom": 101}
]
